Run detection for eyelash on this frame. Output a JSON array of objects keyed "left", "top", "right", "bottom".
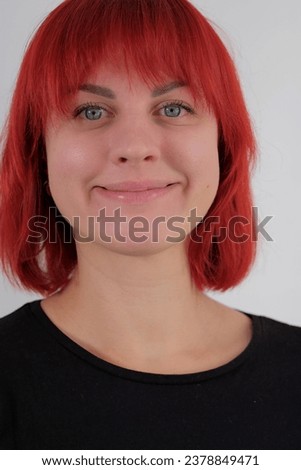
[
  {"left": 73, "top": 102, "right": 103, "bottom": 119},
  {"left": 73, "top": 100, "right": 195, "bottom": 119},
  {"left": 164, "top": 100, "right": 195, "bottom": 115}
]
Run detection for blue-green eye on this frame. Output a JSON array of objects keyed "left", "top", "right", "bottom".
[
  {"left": 160, "top": 101, "right": 194, "bottom": 118},
  {"left": 78, "top": 106, "right": 104, "bottom": 121},
  {"left": 164, "top": 105, "right": 182, "bottom": 118},
  {"left": 84, "top": 107, "right": 103, "bottom": 120},
  {"left": 74, "top": 103, "right": 107, "bottom": 120}
]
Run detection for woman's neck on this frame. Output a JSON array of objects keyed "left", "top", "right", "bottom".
[{"left": 41, "top": 243, "right": 252, "bottom": 373}]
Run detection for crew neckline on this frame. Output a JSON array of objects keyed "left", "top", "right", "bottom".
[{"left": 29, "top": 299, "right": 261, "bottom": 385}]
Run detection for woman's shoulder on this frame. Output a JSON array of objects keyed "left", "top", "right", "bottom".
[
  {"left": 248, "top": 312, "right": 301, "bottom": 376},
  {"left": 253, "top": 312, "right": 301, "bottom": 342},
  {"left": 0, "top": 301, "right": 41, "bottom": 361},
  {"left": 0, "top": 302, "right": 34, "bottom": 334}
]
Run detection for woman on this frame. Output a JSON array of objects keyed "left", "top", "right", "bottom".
[{"left": 0, "top": 0, "right": 300, "bottom": 450}]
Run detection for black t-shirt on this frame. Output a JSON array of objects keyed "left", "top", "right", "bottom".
[{"left": 0, "top": 300, "right": 301, "bottom": 450}]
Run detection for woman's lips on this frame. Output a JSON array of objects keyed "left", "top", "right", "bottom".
[
  {"left": 93, "top": 183, "right": 179, "bottom": 204},
  {"left": 100, "top": 180, "right": 177, "bottom": 191}
]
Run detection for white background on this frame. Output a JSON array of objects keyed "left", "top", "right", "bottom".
[{"left": 0, "top": 0, "right": 300, "bottom": 324}]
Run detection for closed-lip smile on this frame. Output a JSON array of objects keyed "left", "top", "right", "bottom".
[
  {"left": 93, "top": 181, "right": 180, "bottom": 204},
  {"left": 98, "top": 180, "right": 178, "bottom": 192}
]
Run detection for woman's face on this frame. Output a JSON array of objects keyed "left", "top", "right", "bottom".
[{"left": 45, "top": 63, "right": 220, "bottom": 254}]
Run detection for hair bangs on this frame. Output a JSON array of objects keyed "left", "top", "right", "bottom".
[{"left": 25, "top": 0, "right": 227, "bottom": 128}]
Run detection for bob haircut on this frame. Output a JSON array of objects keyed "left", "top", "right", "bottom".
[{"left": 0, "top": 0, "right": 257, "bottom": 296}]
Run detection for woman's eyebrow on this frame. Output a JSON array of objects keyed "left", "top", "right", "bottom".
[
  {"left": 79, "top": 84, "right": 116, "bottom": 99},
  {"left": 151, "top": 81, "right": 187, "bottom": 97},
  {"left": 78, "top": 81, "right": 187, "bottom": 99}
]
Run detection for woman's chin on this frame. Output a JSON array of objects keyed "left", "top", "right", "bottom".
[{"left": 74, "top": 225, "right": 188, "bottom": 256}]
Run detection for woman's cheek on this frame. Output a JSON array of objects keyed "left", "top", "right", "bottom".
[{"left": 46, "top": 131, "right": 98, "bottom": 190}]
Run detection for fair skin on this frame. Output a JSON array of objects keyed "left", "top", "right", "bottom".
[{"left": 42, "top": 64, "right": 252, "bottom": 374}]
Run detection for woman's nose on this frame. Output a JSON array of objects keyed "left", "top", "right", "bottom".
[{"left": 106, "top": 118, "right": 161, "bottom": 166}]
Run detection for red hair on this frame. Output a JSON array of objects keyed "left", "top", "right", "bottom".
[{"left": 0, "top": 0, "right": 257, "bottom": 295}]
